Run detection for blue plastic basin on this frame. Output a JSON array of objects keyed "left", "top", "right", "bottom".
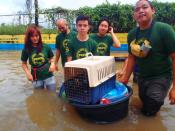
[{"left": 70, "top": 85, "right": 133, "bottom": 124}]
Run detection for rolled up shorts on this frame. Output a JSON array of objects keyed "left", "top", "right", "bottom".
[
  {"left": 32, "top": 76, "right": 56, "bottom": 92},
  {"left": 138, "top": 76, "right": 172, "bottom": 115}
]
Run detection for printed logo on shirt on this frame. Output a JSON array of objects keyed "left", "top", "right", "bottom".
[
  {"left": 96, "top": 42, "right": 108, "bottom": 55},
  {"left": 130, "top": 38, "right": 152, "bottom": 58},
  {"left": 76, "top": 48, "right": 88, "bottom": 59},
  {"left": 32, "top": 53, "right": 45, "bottom": 66},
  {"left": 63, "top": 39, "right": 70, "bottom": 52}
]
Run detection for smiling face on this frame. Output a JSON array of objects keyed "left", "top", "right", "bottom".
[
  {"left": 98, "top": 21, "right": 109, "bottom": 36},
  {"left": 134, "top": 0, "right": 155, "bottom": 26},
  {"left": 56, "top": 20, "right": 68, "bottom": 33}
]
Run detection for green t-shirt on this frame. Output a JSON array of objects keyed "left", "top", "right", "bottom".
[
  {"left": 55, "top": 31, "right": 77, "bottom": 66},
  {"left": 90, "top": 34, "right": 113, "bottom": 56},
  {"left": 66, "top": 37, "right": 97, "bottom": 60},
  {"left": 21, "top": 44, "right": 54, "bottom": 80},
  {"left": 128, "top": 21, "right": 175, "bottom": 79}
]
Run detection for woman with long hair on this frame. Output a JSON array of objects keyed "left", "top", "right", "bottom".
[
  {"left": 91, "top": 17, "right": 121, "bottom": 56},
  {"left": 21, "top": 24, "right": 56, "bottom": 92}
]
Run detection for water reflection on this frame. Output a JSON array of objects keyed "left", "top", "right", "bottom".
[
  {"left": 0, "top": 51, "right": 174, "bottom": 131},
  {"left": 26, "top": 90, "right": 58, "bottom": 129}
]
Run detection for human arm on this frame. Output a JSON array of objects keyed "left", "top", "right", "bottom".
[
  {"left": 161, "top": 24, "right": 175, "bottom": 104},
  {"left": 118, "top": 54, "right": 135, "bottom": 84},
  {"left": 21, "top": 49, "right": 33, "bottom": 81},
  {"left": 117, "top": 58, "right": 128, "bottom": 80},
  {"left": 22, "top": 61, "right": 33, "bottom": 81},
  {"left": 169, "top": 53, "right": 175, "bottom": 104},
  {"left": 45, "top": 45, "right": 55, "bottom": 72},
  {"left": 55, "top": 49, "right": 60, "bottom": 71},
  {"left": 109, "top": 27, "right": 121, "bottom": 48},
  {"left": 49, "top": 57, "right": 56, "bottom": 72}
]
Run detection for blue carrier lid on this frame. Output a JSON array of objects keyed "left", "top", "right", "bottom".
[{"left": 100, "top": 81, "right": 128, "bottom": 104}]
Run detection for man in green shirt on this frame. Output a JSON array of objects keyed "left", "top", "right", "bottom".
[
  {"left": 119, "top": 0, "right": 175, "bottom": 116},
  {"left": 67, "top": 15, "right": 96, "bottom": 61},
  {"left": 55, "top": 19, "right": 76, "bottom": 68}
]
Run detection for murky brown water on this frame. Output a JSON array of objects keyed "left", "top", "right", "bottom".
[{"left": 0, "top": 51, "right": 175, "bottom": 131}]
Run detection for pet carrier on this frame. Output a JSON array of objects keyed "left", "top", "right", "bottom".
[{"left": 64, "top": 55, "right": 116, "bottom": 104}]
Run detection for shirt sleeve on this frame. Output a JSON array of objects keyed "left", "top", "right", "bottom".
[
  {"left": 161, "top": 24, "right": 175, "bottom": 54},
  {"left": 92, "top": 41, "right": 97, "bottom": 55},
  {"left": 127, "top": 33, "right": 132, "bottom": 54},
  {"left": 21, "top": 49, "right": 29, "bottom": 62},
  {"left": 109, "top": 35, "right": 113, "bottom": 46},
  {"left": 55, "top": 35, "right": 60, "bottom": 49},
  {"left": 47, "top": 46, "right": 54, "bottom": 58}
]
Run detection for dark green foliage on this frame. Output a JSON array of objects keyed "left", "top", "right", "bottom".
[
  {"left": 0, "top": 24, "right": 27, "bottom": 35},
  {"left": 76, "top": 3, "right": 136, "bottom": 32},
  {"left": 1, "top": 1, "right": 175, "bottom": 35},
  {"left": 0, "top": 24, "right": 57, "bottom": 35},
  {"left": 76, "top": 1, "right": 175, "bottom": 32},
  {"left": 41, "top": 28, "right": 57, "bottom": 34},
  {"left": 153, "top": 2, "right": 175, "bottom": 26}
]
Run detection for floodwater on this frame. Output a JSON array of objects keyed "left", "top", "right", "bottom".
[{"left": 0, "top": 51, "right": 175, "bottom": 131}]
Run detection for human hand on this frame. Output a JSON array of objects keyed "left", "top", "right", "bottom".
[
  {"left": 116, "top": 71, "right": 128, "bottom": 84},
  {"left": 116, "top": 70, "right": 124, "bottom": 80},
  {"left": 108, "top": 26, "right": 114, "bottom": 33},
  {"left": 27, "top": 73, "right": 33, "bottom": 81},
  {"left": 169, "top": 86, "right": 175, "bottom": 105},
  {"left": 55, "top": 64, "right": 59, "bottom": 71},
  {"left": 49, "top": 63, "right": 56, "bottom": 72}
]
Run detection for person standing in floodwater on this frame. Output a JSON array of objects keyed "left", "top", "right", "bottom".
[
  {"left": 90, "top": 17, "right": 121, "bottom": 56},
  {"left": 21, "top": 24, "right": 56, "bottom": 92},
  {"left": 67, "top": 15, "right": 97, "bottom": 61},
  {"left": 118, "top": 0, "right": 175, "bottom": 116},
  {"left": 55, "top": 19, "right": 77, "bottom": 68}
]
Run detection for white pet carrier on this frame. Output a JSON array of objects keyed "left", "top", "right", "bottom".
[{"left": 65, "top": 55, "right": 116, "bottom": 87}]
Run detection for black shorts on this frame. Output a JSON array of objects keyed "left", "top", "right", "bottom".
[{"left": 138, "top": 76, "right": 172, "bottom": 116}]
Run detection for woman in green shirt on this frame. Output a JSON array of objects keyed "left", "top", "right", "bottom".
[
  {"left": 91, "top": 17, "right": 121, "bottom": 56},
  {"left": 21, "top": 24, "right": 56, "bottom": 92}
]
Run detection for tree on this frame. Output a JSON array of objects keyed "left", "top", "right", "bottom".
[
  {"left": 76, "top": 3, "right": 135, "bottom": 32},
  {"left": 34, "top": 0, "right": 39, "bottom": 26},
  {"left": 17, "top": 11, "right": 22, "bottom": 25},
  {"left": 43, "top": 7, "right": 72, "bottom": 28},
  {"left": 26, "top": 0, "right": 33, "bottom": 24}
]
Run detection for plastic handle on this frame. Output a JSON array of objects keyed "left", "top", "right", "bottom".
[{"left": 86, "top": 52, "right": 93, "bottom": 57}]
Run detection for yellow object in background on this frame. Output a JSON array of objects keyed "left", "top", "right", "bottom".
[{"left": 0, "top": 33, "right": 128, "bottom": 44}]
